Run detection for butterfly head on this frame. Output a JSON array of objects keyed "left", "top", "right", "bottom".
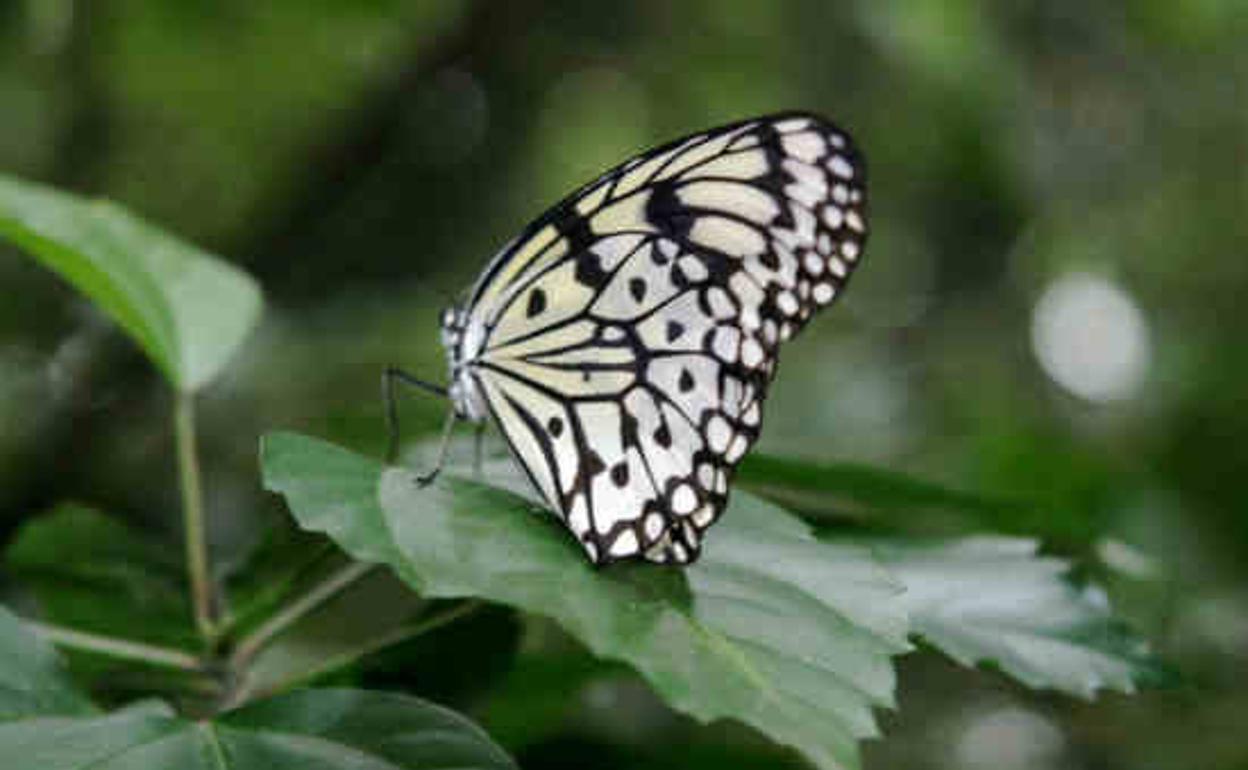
[{"left": 439, "top": 305, "right": 489, "bottom": 422}]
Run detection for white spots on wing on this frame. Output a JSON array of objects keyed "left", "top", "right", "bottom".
[
  {"left": 710, "top": 325, "right": 741, "bottom": 363},
  {"left": 841, "top": 240, "right": 860, "bottom": 261},
  {"left": 823, "top": 205, "right": 844, "bottom": 230},
  {"left": 741, "top": 337, "right": 765, "bottom": 368},
  {"left": 671, "top": 483, "right": 698, "bottom": 515},
  {"left": 827, "top": 154, "right": 855, "bottom": 180},
  {"left": 775, "top": 117, "right": 811, "bottom": 133},
  {"left": 805, "top": 251, "right": 825, "bottom": 275},
  {"left": 697, "top": 462, "right": 715, "bottom": 490},
  {"left": 742, "top": 400, "right": 761, "bottom": 428},
  {"left": 728, "top": 272, "right": 764, "bottom": 330},
  {"left": 829, "top": 256, "right": 848, "bottom": 278},
  {"left": 776, "top": 290, "right": 800, "bottom": 317},
  {"left": 705, "top": 287, "right": 736, "bottom": 320},
  {"left": 692, "top": 504, "right": 714, "bottom": 528},
  {"left": 781, "top": 131, "right": 826, "bottom": 163},
  {"left": 706, "top": 414, "right": 733, "bottom": 453},
  {"left": 832, "top": 183, "right": 850, "bottom": 205},
  {"left": 845, "top": 210, "right": 865, "bottom": 234},
  {"left": 725, "top": 433, "right": 750, "bottom": 462},
  {"left": 676, "top": 255, "right": 709, "bottom": 283},
  {"left": 689, "top": 215, "right": 767, "bottom": 259},
  {"left": 813, "top": 282, "right": 836, "bottom": 305},
  {"left": 643, "top": 512, "right": 664, "bottom": 541},
  {"left": 602, "top": 325, "right": 626, "bottom": 342},
  {"left": 609, "top": 529, "right": 639, "bottom": 557}
]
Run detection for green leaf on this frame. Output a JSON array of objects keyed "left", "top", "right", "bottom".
[
  {"left": 0, "top": 606, "right": 96, "bottom": 720},
  {"left": 6, "top": 505, "right": 195, "bottom": 650},
  {"left": 0, "top": 174, "right": 262, "bottom": 391},
  {"left": 262, "top": 431, "right": 910, "bottom": 770},
  {"left": 866, "top": 537, "right": 1172, "bottom": 698},
  {"left": 0, "top": 688, "right": 516, "bottom": 769}
]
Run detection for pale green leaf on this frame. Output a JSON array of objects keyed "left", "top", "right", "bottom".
[
  {"left": 868, "top": 537, "right": 1171, "bottom": 698},
  {"left": 262, "top": 431, "right": 911, "bottom": 770},
  {"left": 0, "top": 606, "right": 96, "bottom": 721},
  {"left": 0, "top": 174, "right": 262, "bottom": 391}
]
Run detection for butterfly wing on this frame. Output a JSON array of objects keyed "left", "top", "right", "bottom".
[{"left": 462, "top": 113, "right": 868, "bottom": 565}]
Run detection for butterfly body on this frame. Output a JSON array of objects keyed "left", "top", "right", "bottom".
[{"left": 438, "top": 112, "right": 868, "bottom": 566}]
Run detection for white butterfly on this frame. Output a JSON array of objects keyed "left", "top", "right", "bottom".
[{"left": 388, "top": 112, "right": 868, "bottom": 565}]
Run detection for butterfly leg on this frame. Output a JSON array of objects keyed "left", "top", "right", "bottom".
[
  {"left": 416, "top": 408, "right": 459, "bottom": 486},
  {"left": 382, "top": 366, "right": 448, "bottom": 464}
]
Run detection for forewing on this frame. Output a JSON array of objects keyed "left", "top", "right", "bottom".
[{"left": 466, "top": 113, "right": 868, "bottom": 565}]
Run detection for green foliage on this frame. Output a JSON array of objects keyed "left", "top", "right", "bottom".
[
  {"left": 0, "top": 610, "right": 514, "bottom": 768},
  {"left": 261, "top": 432, "right": 1168, "bottom": 770},
  {"left": 866, "top": 537, "right": 1173, "bottom": 697},
  {"left": 6, "top": 505, "right": 194, "bottom": 650},
  {"left": 263, "top": 431, "right": 910, "bottom": 770},
  {"left": 0, "top": 607, "right": 96, "bottom": 720},
  {"left": 0, "top": 174, "right": 261, "bottom": 392}
]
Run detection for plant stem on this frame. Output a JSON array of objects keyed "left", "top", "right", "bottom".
[
  {"left": 175, "top": 391, "right": 217, "bottom": 642},
  {"left": 28, "top": 620, "right": 203, "bottom": 672},
  {"left": 225, "top": 600, "right": 481, "bottom": 709},
  {"left": 228, "top": 561, "right": 376, "bottom": 672}
]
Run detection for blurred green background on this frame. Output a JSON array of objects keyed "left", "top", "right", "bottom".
[{"left": 1, "top": 1, "right": 1245, "bottom": 768}]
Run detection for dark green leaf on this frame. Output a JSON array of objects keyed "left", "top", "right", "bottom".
[
  {"left": 0, "top": 605, "right": 96, "bottom": 720},
  {"left": 6, "top": 505, "right": 194, "bottom": 650},
  {"left": 866, "top": 537, "right": 1173, "bottom": 698},
  {"left": 262, "top": 431, "right": 910, "bottom": 770},
  {"left": 0, "top": 174, "right": 262, "bottom": 391},
  {"left": 0, "top": 688, "right": 515, "bottom": 769}
]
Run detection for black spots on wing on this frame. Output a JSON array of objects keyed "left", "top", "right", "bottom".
[
  {"left": 759, "top": 249, "right": 779, "bottom": 271},
  {"left": 678, "top": 368, "right": 695, "bottom": 393},
  {"left": 610, "top": 462, "right": 630, "bottom": 487},
  {"left": 651, "top": 245, "right": 671, "bottom": 266},
  {"left": 694, "top": 247, "right": 733, "bottom": 282},
  {"left": 584, "top": 450, "right": 606, "bottom": 478},
  {"left": 629, "top": 277, "right": 647, "bottom": 303},
  {"left": 547, "top": 416, "right": 564, "bottom": 438},
  {"left": 574, "top": 250, "right": 610, "bottom": 289},
  {"left": 666, "top": 320, "right": 685, "bottom": 342},
  {"left": 645, "top": 180, "right": 695, "bottom": 238},
  {"left": 653, "top": 423, "right": 672, "bottom": 449},
  {"left": 526, "top": 288, "right": 547, "bottom": 318},
  {"left": 553, "top": 206, "right": 594, "bottom": 252}
]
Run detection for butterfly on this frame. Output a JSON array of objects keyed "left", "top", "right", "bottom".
[{"left": 386, "top": 112, "right": 868, "bottom": 566}]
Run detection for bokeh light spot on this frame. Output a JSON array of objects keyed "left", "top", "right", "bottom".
[{"left": 1031, "top": 273, "right": 1150, "bottom": 403}]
